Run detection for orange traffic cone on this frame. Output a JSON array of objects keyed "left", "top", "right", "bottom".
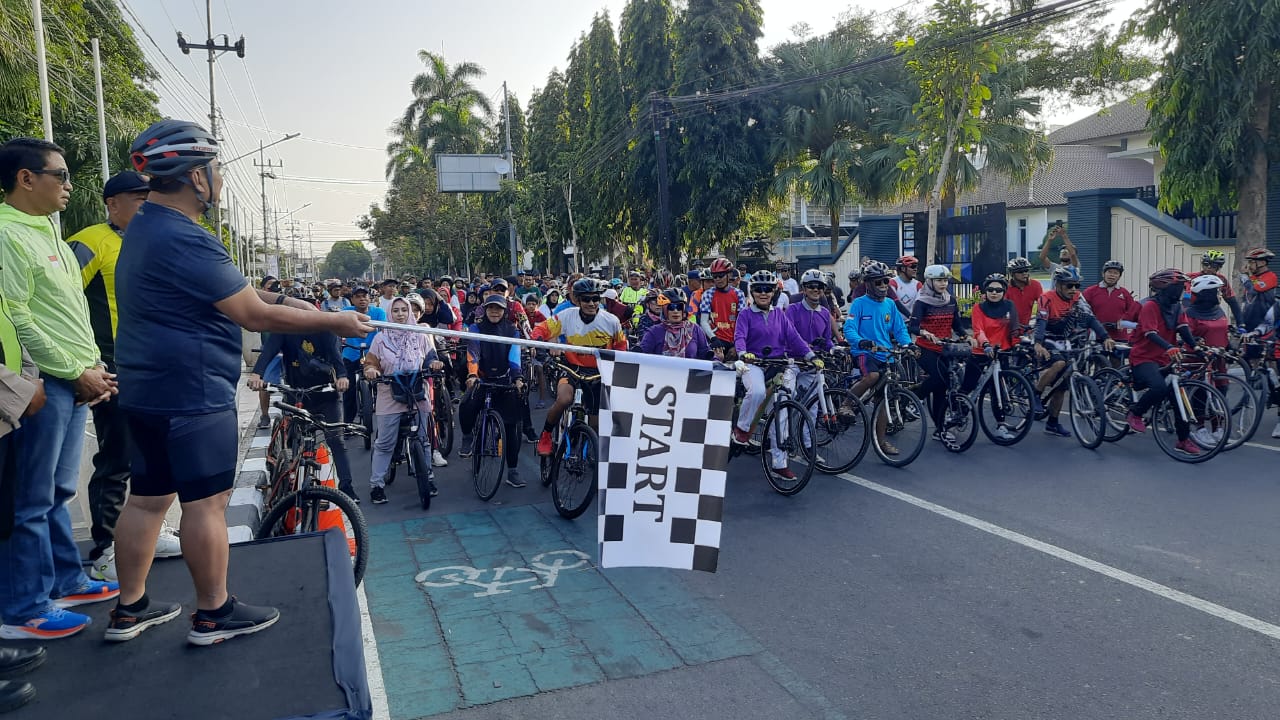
[{"left": 313, "top": 443, "right": 357, "bottom": 556}]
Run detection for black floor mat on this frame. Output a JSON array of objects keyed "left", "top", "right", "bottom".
[{"left": 7, "top": 531, "right": 368, "bottom": 720}]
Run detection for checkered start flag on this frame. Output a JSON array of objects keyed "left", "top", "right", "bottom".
[{"left": 597, "top": 350, "right": 736, "bottom": 572}]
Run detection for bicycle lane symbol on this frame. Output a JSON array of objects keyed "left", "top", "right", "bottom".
[{"left": 414, "top": 549, "right": 592, "bottom": 598}]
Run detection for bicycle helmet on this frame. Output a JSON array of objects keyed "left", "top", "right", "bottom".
[
  {"left": 848, "top": 268, "right": 863, "bottom": 281},
  {"left": 1148, "top": 268, "right": 1188, "bottom": 289},
  {"left": 983, "top": 272, "right": 1008, "bottom": 289},
  {"left": 1244, "top": 247, "right": 1275, "bottom": 261},
  {"left": 571, "top": 277, "right": 598, "bottom": 297},
  {"left": 1051, "top": 265, "right": 1082, "bottom": 285},
  {"left": 708, "top": 257, "right": 733, "bottom": 275},
  {"left": 896, "top": 255, "right": 919, "bottom": 268},
  {"left": 628, "top": 269, "right": 644, "bottom": 278},
  {"left": 129, "top": 119, "right": 219, "bottom": 177},
  {"left": 800, "top": 269, "right": 826, "bottom": 286},
  {"left": 923, "top": 264, "right": 953, "bottom": 281},
  {"left": 656, "top": 270, "right": 675, "bottom": 288},
  {"left": 749, "top": 269, "right": 778, "bottom": 287},
  {"left": 1201, "top": 249, "right": 1226, "bottom": 266},
  {"left": 1007, "top": 257, "right": 1033, "bottom": 273},
  {"left": 862, "top": 261, "right": 893, "bottom": 281},
  {"left": 438, "top": 275, "right": 453, "bottom": 285},
  {"left": 1102, "top": 260, "right": 1125, "bottom": 273},
  {"left": 1189, "top": 274, "right": 1224, "bottom": 294},
  {"left": 404, "top": 292, "right": 426, "bottom": 314}
]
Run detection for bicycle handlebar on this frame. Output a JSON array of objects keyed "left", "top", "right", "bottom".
[{"left": 271, "top": 401, "right": 368, "bottom": 436}]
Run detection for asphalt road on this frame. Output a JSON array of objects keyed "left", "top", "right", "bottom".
[{"left": 347, "top": 403, "right": 1280, "bottom": 720}]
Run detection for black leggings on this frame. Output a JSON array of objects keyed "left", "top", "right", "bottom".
[
  {"left": 459, "top": 386, "right": 522, "bottom": 468},
  {"left": 1131, "top": 361, "right": 1188, "bottom": 440},
  {"left": 916, "top": 348, "right": 948, "bottom": 427}
]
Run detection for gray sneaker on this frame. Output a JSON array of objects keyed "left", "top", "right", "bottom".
[
  {"left": 459, "top": 434, "right": 474, "bottom": 458},
  {"left": 505, "top": 468, "right": 527, "bottom": 488}
]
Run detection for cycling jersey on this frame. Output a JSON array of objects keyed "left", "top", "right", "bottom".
[
  {"left": 1006, "top": 280, "right": 1042, "bottom": 327},
  {"left": 970, "top": 299, "right": 1018, "bottom": 350},
  {"left": 1241, "top": 269, "right": 1278, "bottom": 332},
  {"left": 890, "top": 277, "right": 921, "bottom": 311},
  {"left": 1035, "top": 291, "right": 1106, "bottom": 343},
  {"left": 1130, "top": 299, "right": 1188, "bottom": 366},
  {"left": 699, "top": 286, "right": 746, "bottom": 343},
  {"left": 909, "top": 298, "right": 963, "bottom": 353},
  {"left": 65, "top": 222, "right": 122, "bottom": 362},
  {"left": 844, "top": 295, "right": 910, "bottom": 362},
  {"left": 1081, "top": 283, "right": 1138, "bottom": 340},
  {"left": 734, "top": 304, "right": 812, "bottom": 359},
  {"left": 531, "top": 307, "right": 627, "bottom": 369},
  {"left": 784, "top": 300, "right": 833, "bottom": 352}
]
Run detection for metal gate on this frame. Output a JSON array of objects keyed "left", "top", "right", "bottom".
[{"left": 904, "top": 203, "right": 1007, "bottom": 290}]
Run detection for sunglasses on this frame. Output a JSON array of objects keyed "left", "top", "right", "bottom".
[
  {"left": 31, "top": 168, "right": 71, "bottom": 184},
  {"left": 803, "top": 283, "right": 825, "bottom": 290},
  {"left": 711, "top": 272, "right": 730, "bottom": 279},
  {"left": 751, "top": 286, "right": 775, "bottom": 294},
  {"left": 1061, "top": 283, "right": 1081, "bottom": 290},
  {"left": 578, "top": 295, "right": 601, "bottom": 303},
  {"left": 985, "top": 286, "right": 1005, "bottom": 293},
  {"left": 870, "top": 279, "right": 891, "bottom": 287}
]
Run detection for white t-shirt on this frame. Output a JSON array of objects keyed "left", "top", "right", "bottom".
[
  {"left": 892, "top": 277, "right": 921, "bottom": 311},
  {"left": 377, "top": 296, "right": 399, "bottom": 313},
  {"left": 782, "top": 277, "right": 800, "bottom": 295}
]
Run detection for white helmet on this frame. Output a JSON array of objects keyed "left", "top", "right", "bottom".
[
  {"left": 1189, "top": 274, "right": 1224, "bottom": 294},
  {"left": 923, "top": 264, "right": 953, "bottom": 280},
  {"left": 800, "top": 269, "right": 826, "bottom": 286}
]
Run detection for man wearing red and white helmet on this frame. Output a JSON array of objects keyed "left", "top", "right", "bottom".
[
  {"left": 890, "top": 255, "right": 921, "bottom": 312},
  {"left": 698, "top": 258, "right": 745, "bottom": 358},
  {"left": 1240, "top": 247, "right": 1277, "bottom": 334}
]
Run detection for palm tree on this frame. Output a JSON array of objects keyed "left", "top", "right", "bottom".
[{"left": 398, "top": 51, "right": 493, "bottom": 164}]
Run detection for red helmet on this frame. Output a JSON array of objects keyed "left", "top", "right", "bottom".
[
  {"left": 1245, "top": 247, "right": 1275, "bottom": 261},
  {"left": 1148, "top": 268, "right": 1188, "bottom": 289},
  {"left": 896, "top": 255, "right": 919, "bottom": 268},
  {"left": 708, "top": 257, "right": 733, "bottom": 274}
]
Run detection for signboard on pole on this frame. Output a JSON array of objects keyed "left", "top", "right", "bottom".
[{"left": 436, "top": 154, "right": 511, "bottom": 193}]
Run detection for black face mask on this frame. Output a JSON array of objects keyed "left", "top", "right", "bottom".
[
  {"left": 1157, "top": 283, "right": 1183, "bottom": 305},
  {"left": 1192, "top": 289, "right": 1220, "bottom": 307}
]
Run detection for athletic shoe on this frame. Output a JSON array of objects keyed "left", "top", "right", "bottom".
[
  {"left": 1191, "top": 428, "right": 1215, "bottom": 447},
  {"left": 536, "top": 431, "right": 554, "bottom": 456},
  {"left": 0, "top": 608, "right": 90, "bottom": 639},
  {"left": 731, "top": 427, "right": 752, "bottom": 445},
  {"left": 522, "top": 426, "right": 538, "bottom": 443},
  {"left": 1272, "top": 419, "right": 1280, "bottom": 439},
  {"left": 459, "top": 434, "right": 474, "bottom": 458},
  {"left": 1174, "top": 438, "right": 1202, "bottom": 455},
  {"left": 505, "top": 468, "right": 527, "bottom": 488},
  {"left": 1043, "top": 423, "right": 1072, "bottom": 438},
  {"left": 429, "top": 480, "right": 439, "bottom": 497},
  {"left": 932, "top": 430, "right": 960, "bottom": 451},
  {"left": 994, "top": 425, "right": 1017, "bottom": 442},
  {"left": 155, "top": 523, "right": 182, "bottom": 558},
  {"left": 370, "top": 487, "right": 388, "bottom": 505},
  {"left": 105, "top": 599, "right": 182, "bottom": 642},
  {"left": 339, "top": 485, "right": 360, "bottom": 504},
  {"left": 771, "top": 467, "right": 797, "bottom": 481},
  {"left": 431, "top": 449, "right": 448, "bottom": 467},
  {"left": 188, "top": 597, "right": 280, "bottom": 646},
  {"left": 53, "top": 580, "right": 119, "bottom": 608},
  {"left": 878, "top": 441, "right": 900, "bottom": 456},
  {"left": 256, "top": 415, "right": 270, "bottom": 429},
  {"left": 89, "top": 551, "right": 116, "bottom": 582},
  {"left": 1126, "top": 413, "right": 1148, "bottom": 434}
]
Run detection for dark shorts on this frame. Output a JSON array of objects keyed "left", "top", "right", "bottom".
[
  {"left": 126, "top": 410, "right": 238, "bottom": 502},
  {"left": 857, "top": 354, "right": 886, "bottom": 376},
  {"left": 558, "top": 374, "right": 602, "bottom": 415}
]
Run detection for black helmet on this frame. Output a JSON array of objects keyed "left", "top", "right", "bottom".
[
  {"left": 983, "top": 273, "right": 1008, "bottom": 289},
  {"left": 862, "top": 261, "right": 892, "bottom": 281},
  {"left": 1007, "top": 257, "right": 1032, "bottom": 273},
  {"left": 130, "top": 119, "right": 218, "bottom": 177},
  {"left": 1102, "top": 260, "right": 1125, "bottom": 273},
  {"left": 571, "top": 277, "right": 598, "bottom": 297}
]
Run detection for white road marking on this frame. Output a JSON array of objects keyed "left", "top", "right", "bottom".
[
  {"left": 1244, "top": 442, "right": 1280, "bottom": 453},
  {"left": 356, "top": 581, "right": 390, "bottom": 720},
  {"left": 839, "top": 472, "right": 1280, "bottom": 642}
]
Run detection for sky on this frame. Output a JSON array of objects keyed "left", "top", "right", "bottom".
[{"left": 120, "top": 0, "right": 1145, "bottom": 262}]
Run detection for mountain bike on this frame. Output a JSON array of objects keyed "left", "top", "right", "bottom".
[
  {"left": 543, "top": 359, "right": 600, "bottom": 520},
  {"left": 374, "top": 373, "right": 437, "bottom": 510},
  {"left": 800, "top": 348, "right": 870, "bottom": 474},
  {"left": 425, "top": 369, "right": 454, "bottom": 458},
  {"left": 735, "top": 356, "right": 817, "bottom": 495},
  {"left": 262, "top": 383, "right": 337, "bottom": 514},
  {"left": 855, "top": 346, "right": 928, "bottom": 467},
  {"left": 1095, "top": 358, "right": 1230, "bottom": 462},
  {"left": 1023, "top": 338, "right": 1108, "bottom": 449},
  {"left": 470, "top": 379, "right": 518, "bottom": 501},
  {"left": 937, "top": 342, "right": 1037, "bottom": 451},
  {"left": 256, "top": 402, "right": 369, "bottom": 586}
]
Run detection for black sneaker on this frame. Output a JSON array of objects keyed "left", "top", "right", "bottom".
[
  {"left": 505, "top": 469, "right": 527, "bottom": 488},
  {"left": 188, "top": 597, "right": 280, "bottom": 646},
  {"left": 105, "top": 599, "right": 182, "bottom": 642},
  {"left": 458, "top": 434, "right": 474, "bottom": 458},
  {"left": 429, "top": 481, "right": 439, "bottom": 497},
  {"left": 339, "top": 485, "right": 360, "bottom": 504},
  {"left": 370, "top": 487, "right": 388, "bottom": 504},
  {"left": 522, "top": 426, "right": 538, "bottom": 443}
]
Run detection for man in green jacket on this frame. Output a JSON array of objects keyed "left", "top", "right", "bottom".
[{"left": 0, "top": 138, "right": 120, "bottom": 641}]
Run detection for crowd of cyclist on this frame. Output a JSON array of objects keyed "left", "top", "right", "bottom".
[{"left": 256, "top": 241, "right": 1280, "bottom": 502}]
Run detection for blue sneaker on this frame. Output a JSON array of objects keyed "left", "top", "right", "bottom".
[
  {"left": 53, "top": 580, "right": 120, "bottom": 608},
  {"left": 1043, "top": 422, "right": 1072, "bottom": 438},
  {"left": 0, "top": 608, "right": 91, "bottom": 639}
]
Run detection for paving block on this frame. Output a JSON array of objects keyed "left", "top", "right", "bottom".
[{"left": 455, "top": 655, "right": 538, "bottom": 707}]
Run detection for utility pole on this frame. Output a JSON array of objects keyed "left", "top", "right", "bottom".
[
  {"left": 177, "top": 0, "right": 245, "bottom": 256},
  {"left": 503, "top": 81, "right": 518, "bottom": 276},
  {"left": 253, "top": 141, "right": 283, "bottom": 276},
  {"left": 650, "top": 93, "right": 673, "bottom": 271}
]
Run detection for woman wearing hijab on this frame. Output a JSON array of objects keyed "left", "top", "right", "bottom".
[
  {"left": 969, "top": 272, "right": 1021, "bottom": 442},
  {"left": 362, "top": 297, "right": 442, "bottom": 504},
  {"left": 639, "top": 289, "right": 711, "bottom": 359},
  {"left": 1184, "top": 273, "right": 1231, "bottom": 446},
  {"left": 910, "top": 265, "right": 977, "bottom": 450},
  {"left": 1124, "top": 269, "right": 1200, "bottom": 454}
]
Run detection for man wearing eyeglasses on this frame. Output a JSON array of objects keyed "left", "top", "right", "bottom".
[
  {"left": 698, "top": 258, "right": 746, "bottom": 360},
  {"left": 0, "top": 138, "right": 120, "bottom": 640}
]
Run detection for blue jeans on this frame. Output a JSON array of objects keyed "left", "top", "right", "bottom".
[{"left": 0, "top": 376, "right": 91, "bottom": 622}]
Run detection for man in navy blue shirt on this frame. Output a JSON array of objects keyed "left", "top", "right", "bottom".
[
  {"left": 340, "top": 286, "right": 384, "bottom": 425},
  {"left": 108, "top": 120, "right": 372, "bottom": 647}
]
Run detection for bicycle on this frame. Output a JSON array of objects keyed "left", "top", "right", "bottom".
[
  {"left": 1023, "top": 338, "right": 1108, "bottom": 449},
  {"left": 855, "top": 346, "right": 929, "bottom": 467},
  {"left": 799, "top": 347, "right": 871, "bottom": 474},
  {"left": 936, "top": 341, "right": 1037, "bottom": 451},
  {"left": 424, "top": 369, "right": 454, "bottom": 458},
  {"left": 733, "top": 355, "right": 818, "bottom": 495},
  {"left": 256, "top": 402, "right": 369, "bottom": 586},
  {"left": 1176, "top": 345, "right": 1261, "bottom": 450},
  {"left": 262, "top": 383, "right": 338, "bottom": 514},
  {"left": 1095, "top": 357, "right": 1230, "bottom": 462},
  {"left": 1233, "top": 333, "right": 1280, "bottom": 438},
  {"left": 469, "top": 379, "right": 519, "bottom": 501},
  {"left": 372, "top": 373, "right": 437, "bottom": 510},
  {"left": 542, "top": 358, "right": 600, "bottom": 520}
]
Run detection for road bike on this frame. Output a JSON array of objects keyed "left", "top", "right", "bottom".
[{"left": 256, "top": 402, "right": 369, "bottom": 586}]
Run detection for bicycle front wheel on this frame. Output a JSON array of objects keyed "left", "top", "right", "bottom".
[
  {"left": 409, "top": 437, "right": 432, "bottom": 510},
  {"left": 977, "top": 370, "right": 1034, "bottom": 446},
  {"left": 1068, "top": 373, "right": 1106, "bottom": 450},
  {"left": 805, "top": 388, "right": 870, "bottom": 474},
  {"left": 761, "top": 399, "right": 816, "bottom": 495},
  {"left": 1213, "top": 373, "right": 1261, "bottom": 450},
  {"left": 873, "top": 387, "right": 928, "bottom": 467},
  {"left": 473, "top": 409, "right": 506, "bottom": 501},
  {"left": 257, "top": 484, "right": 369, "bottom": 586},
  {"left": 551, "top": 423, "right": 598, "bottom": 519},
  {"left": 1153, "top": 380, "right": 1227, "bottom": 463},
  {"left": 942, "top": 392, "right": 978, "bottom": 453},
  {"left": 1093, "top": 368, "right": 1131, "bottom": 443},
  {"left": 435, "top": 385, "right": 454, "bottom": 457},
  {"left": 359, "top": 381, "right": 373, "bottom": 450}
]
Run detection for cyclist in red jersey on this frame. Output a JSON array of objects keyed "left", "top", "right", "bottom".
[
  {"left": 1082, "top": 259, "right": 1139, "bottom": 342},
  {"left": 1125, "top": 269, "right": 1200, "bottom": 453},
  {"left": 1240, "top": 248, "right": 1278, "bottom": 334},
  {"left": 1004, "top": 257, "right": 1042, "bottom": 328},
  {"left": 1185, "top": 250, "right": 1242, "bottom": 325},
  {"left": 698, "top": 257, "right": 746, "bottom": 359}
]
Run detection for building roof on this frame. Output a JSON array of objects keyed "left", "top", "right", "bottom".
[{"left": 1046, "top": 99, "right": 1150, "bottom": 145}]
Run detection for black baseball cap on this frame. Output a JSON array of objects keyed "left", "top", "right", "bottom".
[
  {"left": 350, "top": 285, "right": 370, "bottom": 296},
  {"left": 103, "top": 171, "right": 149, "bottom": 200}
]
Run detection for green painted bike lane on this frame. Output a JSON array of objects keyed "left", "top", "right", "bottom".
[{"left": 362, "top": 502, "right": 763, "bottom": 719}]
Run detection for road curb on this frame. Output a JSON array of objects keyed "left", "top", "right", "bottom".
[{"left": 229, "top": 403, "right": 278, "bottom": 544}]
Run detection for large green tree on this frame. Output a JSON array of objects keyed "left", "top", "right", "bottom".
[
  {"left": 1135, "top": 0, "right": 1280, "bottom": 255},
  {"left": 390, "top": 50, "right": 492, "bottom": 176},
  {"left": 580, "top": 12, "right": 628, "bottom": 266},
  {"left": 322, "top": 240, "right": 372, "bottom": 280}
]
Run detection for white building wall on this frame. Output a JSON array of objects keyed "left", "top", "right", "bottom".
[{"left": 1110, "top": 207, "right": 1235, "bottom": 297}]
